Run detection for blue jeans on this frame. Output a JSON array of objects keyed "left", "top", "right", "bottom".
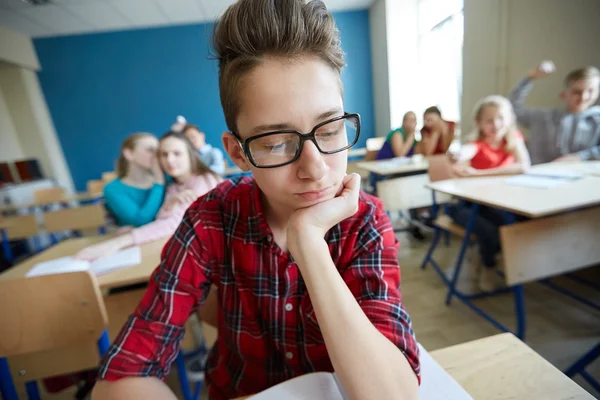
[{"left": 448, "top": 202, "right": 506, "bottom": 268}]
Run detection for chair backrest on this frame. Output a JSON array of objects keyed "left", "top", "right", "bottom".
[
  {"left": 44, "top": 204, "right": 106, "bottom": 233},
  {"left": 33, "top": 187, "right": 65, "bottom": 204},
  {"left": 3, "top": 214, "right": 39, "bottom": 240},
  {"left": 427, "top": 155, "right": 454, "bottom": 182},
  {"left": 0, "top": 271, "right": 108, "bottom": 358},
  {"left": 101, "top": 171, "right": 118, "bottom": 182},
  {"left": 364, "top": 137, "right": 386, "bottom": 161},
  {"left": 87, "top": 179, "right": 106, "bottom": 194}
]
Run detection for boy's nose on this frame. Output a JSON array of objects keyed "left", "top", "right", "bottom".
[{"left": 296, "top": 140, "right": 327, "bottom": 181}]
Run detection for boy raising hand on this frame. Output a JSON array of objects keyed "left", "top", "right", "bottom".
[
  {"left": 509, "top": 60, "right": 600, "bottom": 164},
  {"left": 92, "top": 1, "right": 420, "bottom": 399}
]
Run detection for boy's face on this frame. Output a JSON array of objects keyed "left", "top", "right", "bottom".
[
  {"left": 184, "top": 127, "right": 206, "bottom": 150},
  {"left": 224, "top": 55, "right": 347, "bottom": 214},
  {"left": 562, "top": 77, "right": 600, "bottom": 113}
]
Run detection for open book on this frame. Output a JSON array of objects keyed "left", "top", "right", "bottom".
[
  {"left": 26, "top": 246, "right": 141, "bottom": 278},
  {"left": 248, "top": 345, "right": 472, "bottom": 399}
]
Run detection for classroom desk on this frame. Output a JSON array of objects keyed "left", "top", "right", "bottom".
[
  {"left": 423, "top": 161, "right": 600, "bottom": 339},
  {"left": 430, "top": 333, "right": 594, "bottom": 400},
  {"left": 356, "top": 156, "right": 429, "bottom": 177},
  {"left": 237, "top": 333, "right": 594, "bottom": 400},
  {"left": 0, "top": 236, "right": 166, "bottom": 290},
  {"left": 0, "top": 192, "right": 104, "bottom": 214}
]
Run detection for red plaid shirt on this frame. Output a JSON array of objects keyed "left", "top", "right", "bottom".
[{"left": 99, "top": 177, "right": 420, "bottom": 399}]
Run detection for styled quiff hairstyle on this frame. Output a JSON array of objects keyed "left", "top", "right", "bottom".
[{"left": 212, "top": 0, "right": 346, "bottom": 133}]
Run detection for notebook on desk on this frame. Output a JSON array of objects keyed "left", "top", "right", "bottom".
[
  {"left": 26, "top": 246, "right": 141, "bottom": 278},
  {"left": 248, "top": 344, "right": 472, "bottom": 399}
]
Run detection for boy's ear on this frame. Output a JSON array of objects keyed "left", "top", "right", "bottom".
[{"left": 222, "top": 132, "right": 251, "bottom": 171}]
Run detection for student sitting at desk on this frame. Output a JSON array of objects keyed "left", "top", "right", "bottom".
[
  {"left": 92, "top": 1, "right": 420, "bottom": 399},
  {"left": 449, "top": 95, "right": 531, "bottom": 292},
  {"left": 376, "top": 111, "right": 417, "bottom": 159},
  {"left": 509, "top": 61, "right": 600, "bottom": 164},
  {"left": 76, "top": 131, "right": 221, "bottom": 261},
  {"left": 103, "top": 133, "right": 165, "bottom": 227},
  {"left": 415, "top": 106, "right": 456, "bottom": 156}
]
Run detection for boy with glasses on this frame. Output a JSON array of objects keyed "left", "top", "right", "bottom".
[{"left": 93, "top": 1, "right": 420, "bottom": 399}]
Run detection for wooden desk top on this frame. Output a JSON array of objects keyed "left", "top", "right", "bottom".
[
  {"left": 237, "top": 333, "right": 592, "bottom": 400},
  {"left": 427, "top": 161, "right": 600, "bottom": 218},
  {"left": 0, "top": 192, "right": 103, "bottom": 213},
  {"left": 430, "top": 333, "right": 594, "bottom": 399},
  {"left": 0, "top": 236, "right": 166, "bottom": 290},
  {"left": 357, "top": 156, "right": 429, "bottom": 176}
]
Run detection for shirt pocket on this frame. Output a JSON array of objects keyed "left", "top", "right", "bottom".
[{"left": 300, "top": 296, "right": 325, "bottom": 345}]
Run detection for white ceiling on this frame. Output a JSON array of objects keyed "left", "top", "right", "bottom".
[{"left": 0, "top": 0, "right": 374, "bottom": 38}]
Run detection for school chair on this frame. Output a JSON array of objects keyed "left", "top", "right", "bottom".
[
  {"left": 87, "top": 179, "right": 106, "bottom": 195},
  {"left": 1, "top": 214, "right": 41, "bottom": 265},
  {"left": 32, "top": 187, "right": 65, "bottom": 205},
  {"left": 364, "top": 137, "right": 385, "bottom": 161},
  {"left": 43, "top": 204, "right": 107, "bottom": 246},
  {"left": 101, "top": 171, "right": 117, "bottom": 182},
  {"left": 0, "top": 271, "right": 110, "bottom": 400},
  {"left": 421, "top": 155, "right": 477, "bottom": 291}
]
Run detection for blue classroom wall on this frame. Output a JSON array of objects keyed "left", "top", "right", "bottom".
[{"left": 34, "top": 10, "right": 374, "bottom": 191}]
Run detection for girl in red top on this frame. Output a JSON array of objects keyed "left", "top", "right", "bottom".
[
  {"left": 415, "top": 106, "right": 456, "bottom": 156},
  {"left": 449, "top": 95, "right": 531, "bottom": 292}
]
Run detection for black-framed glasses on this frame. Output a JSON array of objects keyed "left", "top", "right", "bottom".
[{"left": 231, "top": 113, "right": 361, "bottom": 168}]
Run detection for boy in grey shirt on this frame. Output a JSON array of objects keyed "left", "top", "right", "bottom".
[{"left": 509, "top": 61, "right": 600, "bottom": 164}]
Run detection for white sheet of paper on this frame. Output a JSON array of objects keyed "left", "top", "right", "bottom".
[
  {"left": 526, "top": 170, "right": 584, "bottom": 180},
  {"left": 90, "top": 246, "right": 141, "bottom": 275},
  {"left": 26, "top": 246, "right": 141, "bottom": 278},
  {"left": 248, "top": 372, "right": 344, "bottom": 400},
  {"left": 505, "top": 175, "right": 568, "bottom": 189},
  {"left": 26, "top": 256, "right": 90, "bottom": 277},
  {"left": 418, "top": 344, "right": 473, "bottom": 400}
]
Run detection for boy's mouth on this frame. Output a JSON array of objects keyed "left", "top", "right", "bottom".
[{"left": 296, "top": 186, "right": 333, "bottom": 201}]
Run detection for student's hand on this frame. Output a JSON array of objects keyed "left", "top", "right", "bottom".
[
  {"left": 451, "top": 164, "right": 478, "bottom": 177},
  {"left": 528, "top": 60, "right": 555, "bottom": 80},
  {"left": 75, "top": 235, "right": 132, "bottom": 261},
  {"left": 115, "top": 226, "right": 133, "bottom": 236},
  {"left": 151, "top": 160, "right": 165, "bottom": 185},
  {"left": 163, "top": 190, "right": 197, "bottom": 211},
  {"left": 552, "top": 153, "right": 580, "bottom": 163},
  {"left": 287, "top": 173, "right": 361, "bottom": 253}
]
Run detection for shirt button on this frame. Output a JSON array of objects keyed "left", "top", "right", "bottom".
[
  {"left": 266, "top": 234, "right": 273, "bottom": 242},
  {"left": 285, "top": 352, "right": 294, "bottom": 360},
  {"left": 285, "top": 303, "right": 293, "bottom": 312}
]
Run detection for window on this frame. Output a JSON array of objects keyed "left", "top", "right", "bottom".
[{"left": 417, "top": 0, "right": 464, "bottom": 129}]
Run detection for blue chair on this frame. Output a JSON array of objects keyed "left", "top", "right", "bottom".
[
  {"left": 0, "top": 271, "right": 110, "bottom": 399},
  {"left": 0, "top": 214, "right": 41, "bottom": 265}
]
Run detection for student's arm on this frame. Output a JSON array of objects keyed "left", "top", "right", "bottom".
[
  {"left": 458, "top": 137, "right": 531, "bottom": 177},
  {"left": 104, "top": 183, "right": 165, "bottom": 227},
  {"left": 92, "top": 210, "right": 214, "bottom": 400},
  {"left": 555, "top": 145, "right": 600, "bottom": 162},
  {"left": 389, "top": 132, "right": 414, "bottom": 158},
  {"left": 209, "top": 148, "right": 225, "bottom": 175},
  {"left": 287, "top": 175, "right": 419, "bottom": 400},
  {"left": 509, "top": 63, "right": 555, "bottom": 130}
]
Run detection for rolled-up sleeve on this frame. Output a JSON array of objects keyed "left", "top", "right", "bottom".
[
  {"left": 341, "top": 202, "right": 421, "bottom": 383},
  {"left": 98, "top": 209, "right": 214, "bottom": 381}
]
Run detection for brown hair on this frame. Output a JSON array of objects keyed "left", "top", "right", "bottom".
[
  {"left": 182, "top": 124, "right": 201, "bottom": 134},
  {"left": 564, "top": 66, "right": 600, "bottom": 87},
  {"left": 472, "top": 95, "right": 518, "bottom": 152},
  {"left": 158, "top": 131, "right": 217, "bottom": 180},
  {"left": 116, "top": 132, "right": 155, "bottom": 178},
  {"left": 424, "top": 106, "right": 442, "bottom": 117},
  {"left": 212, "top": 0, "right": 346, "bottom": 133}
]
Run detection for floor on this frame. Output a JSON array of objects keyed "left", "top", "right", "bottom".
[{"left": 15, "top": 230, "right": 600, "bottom": 399}]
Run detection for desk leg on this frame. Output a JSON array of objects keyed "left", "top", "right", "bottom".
[
  {"left": 565, "top": 342, "right": 600, "bottom": 394},
  {"left": 1, "top": 228, "right": 13, "bottom": 264},
  {"left": 175, "top": 351, "right": 194, "bottom": 400},
  {"left": 25, "top": 381, "right": 41, "bottom": 400},
  {"left": 421, "top": 191, "right": 440, "bottom": 270},
  {"left": 502, "top": 212, "right": 527, "bottom": 340},
  {"left": 0, "top": 357, "right": 18, "bottom": 400},
  {"left": 445, "top": 203, "right": 479, "bottom": 305}
]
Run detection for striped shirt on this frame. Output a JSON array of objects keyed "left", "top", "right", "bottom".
[
  {"left": 98, "top": 177, "right": 420, "bottom": 399},
  {"left": 509, "top": 78, "right": 600, "bottom": 164}
]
